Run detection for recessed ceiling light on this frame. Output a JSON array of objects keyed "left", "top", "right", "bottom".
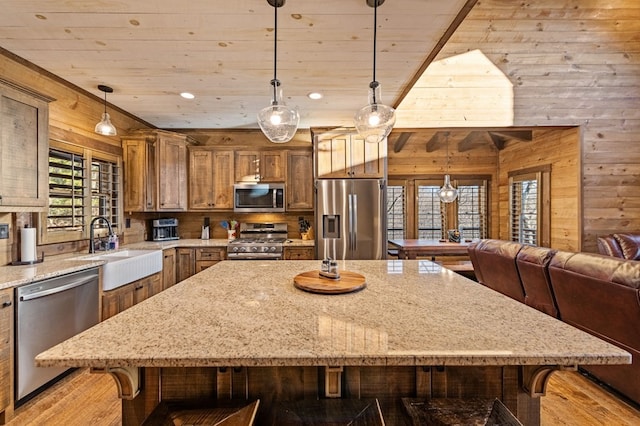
[
  {"left": 307, "top": 92, "right": 323, "bottom": 100},
  {"left": 180, "top": 92, "right": 195, "bottom": 99}
]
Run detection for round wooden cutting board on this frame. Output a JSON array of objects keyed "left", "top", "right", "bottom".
[{"left": 293, "top": 270, "right": 366, "bottom": 294}]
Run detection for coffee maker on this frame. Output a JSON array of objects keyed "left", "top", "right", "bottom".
[{"left": 151, "top": 218, "right": 179, "bottom": 241}]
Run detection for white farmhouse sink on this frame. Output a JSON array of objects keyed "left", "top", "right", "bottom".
[{"left": 72, "top": 249, "right": 163, "bottom": 291}]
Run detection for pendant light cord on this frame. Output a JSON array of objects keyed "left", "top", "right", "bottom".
[
  {"left": 273, "top": 2, "right": 278, "bottom": 83},
  {"left": 372, "top": 0, "right": 378, "bottom": 83},
  {"left": 269, "top": 2, "right": 279, "bottom": 104}
]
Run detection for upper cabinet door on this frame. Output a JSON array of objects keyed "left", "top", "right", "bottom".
[
  {"left": 0, "top": 80, "right": 52, "bottom": 211},
  {"left": 157, "top": 135, "right": 187, "bottom": 211},
  {"left": 314, "top": 131, "right": 386, "bottom": 179},
  {"left": 235, "top": 150, "right": 286, "bottom": 183},
  {"left": 287, "top": 150, "right": 313, "bottom": 211},
  {"left": 123, "top": 137, "right": 153, "bottom": 212},
  {"left": 188, "top": 148, "right": 234, "bottom": 210}
]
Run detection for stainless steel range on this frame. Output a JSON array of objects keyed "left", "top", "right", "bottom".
[{"left": 227, "top": 223, "right": 288, "bottom": 260}]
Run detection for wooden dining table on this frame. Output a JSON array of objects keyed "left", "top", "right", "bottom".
[{"left": 388, "top": 238, "right": 473, "bottom": 260}]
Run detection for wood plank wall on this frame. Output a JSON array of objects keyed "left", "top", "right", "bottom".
[
  {"left": 498, "top": 128, "right": 580, "bottom": 251},
  {"left": 0, "top": 50, "right": 152, "bottom": 264},
  {"left": 387, "top": 128, "right": 500, "bottom": 238},
  {"left": 430, "top": 0, "right": 640, "bottom": 252}
]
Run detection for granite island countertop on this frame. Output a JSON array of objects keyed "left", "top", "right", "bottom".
[{"left": 36, "top": 259, "right": 630, "bottom": 369}]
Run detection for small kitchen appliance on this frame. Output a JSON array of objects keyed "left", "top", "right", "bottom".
[{"left": 151, "top": 218, "right": 179, "bottom": 241}]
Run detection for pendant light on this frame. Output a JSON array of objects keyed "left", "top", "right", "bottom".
[
  {"left": 439, "top": 137, "right": 458, "bottom": 203},
  {"left": 354, "top": 0, "right": 396, "bottom": 144},
  {"left": 94, "top": 85, "right": 117, "bottom": 136},
  {"left": 257, "top": 0, "right": 299, "bottom": 143}
]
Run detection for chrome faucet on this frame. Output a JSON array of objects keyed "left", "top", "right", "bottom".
[{"left": 89, "top": 216, "right": 114, "bottom": 253}]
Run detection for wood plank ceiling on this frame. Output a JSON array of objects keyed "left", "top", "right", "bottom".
[{"left": 0, "top": 0, "right": 476, "bottom": 130}]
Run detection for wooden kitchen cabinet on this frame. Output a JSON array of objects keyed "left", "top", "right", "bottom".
[
  {"left": 235, "top": 150, "right": 286, "bottom": 182},
  {"left": 101, "top": 272, "right": 162, "bottom": 321},
  {"left": 162, "top": 248, "right": 177, "bottom": 290},
  {"left": 157, "top": 134, "right": 188, "bottom": 210},
  {"left": 195, "top": 247, "right": 226, "bottom": 273},
  {"left": 176, "top": 248, "right": 196, "bottom": 282},
  {"left": 122, "top": 136, "right": 155, "bottom": 211},
  {"left": 283, "top": 246, "right": 315, "bottom": 260},
  {"left": 286, "top": 150, "right": 314, "bottom": 211},
  {"left": 314, "top": 131, "right": 386, "bottom": 178},
  {"left": 0, "top": 79, "right": 52, "bottom": 212},
  {"left": 0, "top": 288, "right": 13, "bottom": 418},
  {"left": 188, "top": 148, "right": 235, "bottom": 210},
  {"left": 123, "top": 130, "right": 194, "bottom": 212}
]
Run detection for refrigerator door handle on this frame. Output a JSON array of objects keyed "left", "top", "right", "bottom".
[
  {"left": 352, "top": 194, "right": 357, "bottom": 252},
  {"left": 348, "top": 193, "right": 354, "bottom": 251}
]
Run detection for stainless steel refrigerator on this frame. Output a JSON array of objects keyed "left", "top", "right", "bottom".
[{"left": 315, "top": 179, "right": 387, "bottom": 260}]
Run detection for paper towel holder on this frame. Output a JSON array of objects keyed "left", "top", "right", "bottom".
[
  {"left": 11, "top": 253, "right": 45, "bottom": 266},
  {"left": 11, "top": 225, "right": 45, "bottom": 265}
]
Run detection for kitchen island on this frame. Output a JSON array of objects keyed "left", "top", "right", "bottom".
[{"left": 36, "top": 260, "right": 630, "bottom": 425}]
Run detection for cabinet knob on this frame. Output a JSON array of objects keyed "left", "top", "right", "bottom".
[
  {"left": 1, "top": 301, "right": 11, "bottom": 308},
  {"left": 135, "top": 285, "right": 144, "bottom": 290}
]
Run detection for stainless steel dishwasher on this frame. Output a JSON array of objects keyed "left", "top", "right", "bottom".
[{"left": 15, "top": 267, "right": 99, "bottom": 403}]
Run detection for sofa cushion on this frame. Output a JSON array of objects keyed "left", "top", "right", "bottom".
[
  {"left": 596, "top": 234, "right": 625, "bottom": 258},
  {"left": 516, "top": 245, "right": 558, "bottom": 317},
  {"left": 468, "top": 239, "right": 525, "bottom": 303},
  {"left": 613, "top": 233, "right": 640, "bottom": 260}
]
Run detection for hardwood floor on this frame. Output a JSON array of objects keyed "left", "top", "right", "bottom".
[
  {"left": 7, "top": 369, "right": 120, "bottom": 426},
  {"left": 5, "top": 368, "right": 640, "bottom": 425}
]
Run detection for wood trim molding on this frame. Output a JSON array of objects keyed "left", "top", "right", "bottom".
[
  {"left": 522, "top": 365, "right": 577, "bottom": 398},
  {"left": 91, "top": 367, "right": 140, "bottom": 400}
]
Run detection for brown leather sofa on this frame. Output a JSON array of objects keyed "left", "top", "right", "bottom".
[
  {"left": 549, "top": 251, "right": 640, "bottom": 406},
  {"left": 597, "top": 233, "right": 640, "bottom": 260},
  {"left": 469, "top": 239, "right": 640, "bottom": 405}
]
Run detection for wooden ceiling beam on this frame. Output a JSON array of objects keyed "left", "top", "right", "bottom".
[
  {"left": 425, "top": 131, "right": 449, "bottom": 152},
  {"left": 489, "top": 130, "right": 533, "bottom": 142},
  {"left": 489, "top": 132, "right": 507, "bottom": 150},
  {"left": 393, "top": 132, "right": 413, "bottom": 153},
  {"left": 457, "top": 131, "right": 489, "bottom": 152}
]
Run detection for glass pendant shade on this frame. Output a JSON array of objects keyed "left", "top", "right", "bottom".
[
  {"left": 354, "top": 81, "right": 396, "bottom": 144},
  {"left": 258, "top": 0, "right": 298, "bottom": 144},
  {"left": 354, "top": 0, "right": 395, "bottom": 144},
  {"left": 95, "top": 112, "right": 117, "bottom": 136},
  {"left": 95, "top": 84, "right": 117, "bottom": 136},
  {"left": 439, "top": 174, "right": 459, "bottom": 203},
  {"left": 258, "top": 79, "right": 299, "bottom": 143}
]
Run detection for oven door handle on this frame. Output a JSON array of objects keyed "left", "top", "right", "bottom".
[{"left": 19, "top": 275, "right": 97, "bottom": 302}]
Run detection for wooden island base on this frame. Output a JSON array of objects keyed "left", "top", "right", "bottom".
[{"left": 107, "top": 364, "right": 561, "bottom": 425}]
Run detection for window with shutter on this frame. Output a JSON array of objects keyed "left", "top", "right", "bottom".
[
  {"left": 386, "top": 184, "right": 405, "bottom": 240},
  {"left": 42, "top": 142, "right": 122, "bottom": 244},
  {"left": 386, "top": 176, "right": 490, "bottom": 241},
  {"left": 509, "top": 166, "right": 550, "bottom": 246},
  {"left": 47, "top": 149, "right": 86, "bottom": 239}
]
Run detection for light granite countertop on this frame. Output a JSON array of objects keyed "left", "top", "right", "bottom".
[
  {"left": 0, "top": 238, "right": 314, "bottom": 291},
  {"left": 36, "top": 259, "right": 630, "bottom": 369}
]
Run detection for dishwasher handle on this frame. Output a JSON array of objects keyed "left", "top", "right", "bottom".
[{"left": 19, "top": 275, "right": 97, "bottom": 302}]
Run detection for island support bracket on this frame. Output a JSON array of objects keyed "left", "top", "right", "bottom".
[
  {"left": 521, "top": 365, "right": 576, "bottom": 397},
  {"left": 91, "top": 366, "right": 141, "bottom": 400}
]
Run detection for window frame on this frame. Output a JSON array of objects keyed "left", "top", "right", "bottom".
[
  {"left": 508, "top": 165, "right": 551, "bottom": 247},
  {"left": 387, "top": 175, "right": 490, "bottom": 241},
  {"left": 39, "top": 140, "right": 123, "bottom": 245}
]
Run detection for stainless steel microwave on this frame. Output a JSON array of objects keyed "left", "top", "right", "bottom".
[{"left": 233, "top": 183, "right": 285, "bottom": 212}]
